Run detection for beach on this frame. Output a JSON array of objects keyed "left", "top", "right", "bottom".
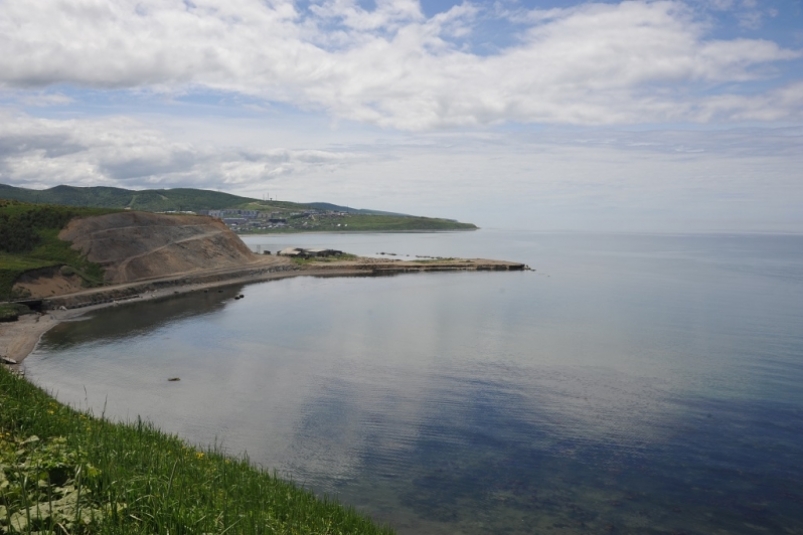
[
  {"left": 1, "top": 303, "right": 116, "bottom": 367},
  {"left": 0, "top": 313, "right": 61, "bottom": 365}
]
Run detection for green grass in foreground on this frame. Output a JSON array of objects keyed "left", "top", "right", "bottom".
[{"left": 0, "top": 367, "right": 394, "bottom": 535}]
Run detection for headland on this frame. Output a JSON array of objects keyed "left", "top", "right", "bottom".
[{"left": 1, "top": 210, "right": 527, "bottom": 369}]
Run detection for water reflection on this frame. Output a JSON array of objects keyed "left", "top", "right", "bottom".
[
  {"left": 27, "top": 232, "right": 803, "bottom": 534},
  {"left": 291, "top": 363, "right": 803, "bottom": 534},
  {"left": 40, "top": 285, "right": 245, "bottom": 350}
]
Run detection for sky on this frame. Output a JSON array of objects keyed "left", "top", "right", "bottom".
[{"left": 0, "top": 0, "right": 801, "bottom": 232}]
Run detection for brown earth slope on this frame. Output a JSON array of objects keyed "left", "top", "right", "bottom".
[
  {"left": 9, "top": 211, "right": 525, "bottom": 304},
  {"left": 59, "top": 211, "right": 258, "bottom": 284}
]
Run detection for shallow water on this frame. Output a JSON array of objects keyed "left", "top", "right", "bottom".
[{"left": 27, "top": 231, "right": 803, "bottom": 534}]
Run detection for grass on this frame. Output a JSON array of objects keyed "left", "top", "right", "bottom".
[
  {"left": 239, "top": 214, "right": 477, "bottom": 234},
  {"left": 0, "top": 184, "right": 259, "bottom": 212},
  {"left": 327, "top": 215, "right": 475, "bottom": 232},
  {"left": 0, "top": 256, "right": 58, "bottom": 301},
  {"left": 0, "top": 366, "right": 395, "bottom": 534},
  {"left": 0, "top": 303, "right": 31, "bottom": 322},
  {"left": 2, "top": 186, "right": 478, "bottom": 235},
  {"left": 0, "top": 202, "right": 111, "bottom": 300},
  {"left": 0, "top": 229, "right": 106, "bottom": 301}
]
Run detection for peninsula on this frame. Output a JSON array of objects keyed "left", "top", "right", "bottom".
[
  {"left": 1, "top": 202, "right": 526, "bottom": 366},
  {"left": 0, "top": 200, "right": 525, "bottom": 534}
]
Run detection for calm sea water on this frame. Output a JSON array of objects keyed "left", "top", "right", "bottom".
[{"left": 27, "top": 231, "right": 803, "bottom": 534}]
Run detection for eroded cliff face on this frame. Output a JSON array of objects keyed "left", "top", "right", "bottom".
[{"left": 59, "top": 211, "right": 257, "bottom": 284}]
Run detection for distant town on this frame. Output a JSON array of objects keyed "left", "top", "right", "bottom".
[
  {"left": 0, "top": 183, "right": 478, "bottom": 234},
  {"left": 193, "top": 208, "right": 352, "bottom": 232}
]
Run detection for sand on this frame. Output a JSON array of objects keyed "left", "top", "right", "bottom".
[{"left": 0, "top": 314, "right": 61, "bottom": 367}]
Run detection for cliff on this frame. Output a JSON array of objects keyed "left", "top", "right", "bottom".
[
  {"left": 6, "top": 209, "right": 520, "bottom": 304},
  {"left": 58, "top": 211, "right": 258, "bottom": 284}
]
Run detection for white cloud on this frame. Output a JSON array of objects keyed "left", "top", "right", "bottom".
[
  {"left": 253, "top": 130, "right": 803, "bottom": 232},
  {"left": 0, "top": 109, "right": 800, "bottom": 232},
  {"left": 0, "top": 1, "right": 799, "bottom": 233},
  {"left": 0, "top": 0, "right": 799, "bottom": 129},
  {"left": 309, "top": 0, "right": 425, "bottom": 31},
  {"left": 696, "top": 82, "right": 803, "bottom": 121},
  {"left": 0, "top": 110, "right": 362, "bottom": 189},
  {"left": 14, "top": 92, "right": 74, "bottom": 107}
]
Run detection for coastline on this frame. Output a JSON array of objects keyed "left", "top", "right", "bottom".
[
  {"left": 0, "top": 268, "right": 295, "bottom": 368},
  {"left": 1, "top": 255, "right": 528, "bottom": 368},
  {"left": 0, "top": 313, "right": 61, "bottom": 367},
  {"left": 0, "top": 303, "right": 111, "bottom": 369}
]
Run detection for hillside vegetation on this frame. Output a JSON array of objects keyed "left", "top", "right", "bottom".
[
  {"left": 0, "top": 200, "right": 114, "bottom": 300},
  {"left": 242, "top": 213, "right": 477, "bottom": 233},
  {"left": 0, "top": 184, "right": 401, "bottom": 215},
  {"left": 0, "top": 184, "right": 256, "bottom": 212},
  {"left": 0, "top": 366, "right": 393, "bottom": 535},
  {"left": 0, "top": 184, "right": 478, "bottom": 232}
]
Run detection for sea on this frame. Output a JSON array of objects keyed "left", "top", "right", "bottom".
[{"left": 25, "top": 230, "right": 803, "bottom": 534}]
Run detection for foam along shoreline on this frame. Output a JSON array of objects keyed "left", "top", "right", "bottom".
[{"left": 1, "top": 255, "right": 529, "bottom": 368}]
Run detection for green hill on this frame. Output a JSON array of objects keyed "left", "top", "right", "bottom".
[
  {"left": 304, "top": 202, "right": 407, "bottom": 216},
  {"left": 0, "top": 184, "right": 257, "bottom": 212},
  {"left": 0, "top": 184, "right": 478, "bottom": 233}
]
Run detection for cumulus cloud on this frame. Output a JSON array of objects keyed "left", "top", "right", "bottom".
[
  {"left": 0, "top": 108, "right": 800, "bottom": 232},
  {"left": 0, "top": 0, "right": 799, "bottom": 129},
  {"left": 0, "top": 111, "right": 362, "bottom": 189},
  {"left": 12, "top": 92, "right": 74, "bottom": 107},
  {"left": 246, "top": 126, "right": 803, "bottom": 231}
]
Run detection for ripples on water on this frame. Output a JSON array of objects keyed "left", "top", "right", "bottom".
[{"left": 28, "top": 232, "right": 803, "bottom": 534}]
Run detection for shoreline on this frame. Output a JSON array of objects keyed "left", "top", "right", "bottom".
[
  {"left": 0, "top": 267, "right": 299, "bottom": 368},
  {"left": 1, "top": 256, "right": 529, "bottom": 368},
  {"left": 237, "top": 228, "right": 478, "bottom": 235}
]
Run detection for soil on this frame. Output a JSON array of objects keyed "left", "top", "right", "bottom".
[
  {"left": 12, "top": 267, "right": 85, "bottom": 299},
  {"left": 60, "top": 212, "right": 258, "bottom": 284}
]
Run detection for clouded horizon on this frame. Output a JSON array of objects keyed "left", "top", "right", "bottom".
[{"left": 1, "top": 0, "right": 801, "bottom": 232}]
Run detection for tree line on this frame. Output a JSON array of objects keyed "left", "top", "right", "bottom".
[{"left": 0, "top": 201, "right": 81, "bottom": 254}]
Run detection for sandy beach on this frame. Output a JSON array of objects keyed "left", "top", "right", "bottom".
[{"left": 0, "top": 313, "right": 61, "bottom": 367}]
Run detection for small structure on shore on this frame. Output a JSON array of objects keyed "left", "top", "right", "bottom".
[{"left": 278, "top": 247, "right": 343, "bottom": 258}]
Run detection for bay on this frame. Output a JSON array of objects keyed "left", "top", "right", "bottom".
[{"left": 26, "top": 230, "right": 803, "bottom": 534}]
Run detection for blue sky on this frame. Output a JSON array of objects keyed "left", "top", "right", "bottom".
[{"left": 0, "top": 0, "right": 801, "bottom": 231}]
